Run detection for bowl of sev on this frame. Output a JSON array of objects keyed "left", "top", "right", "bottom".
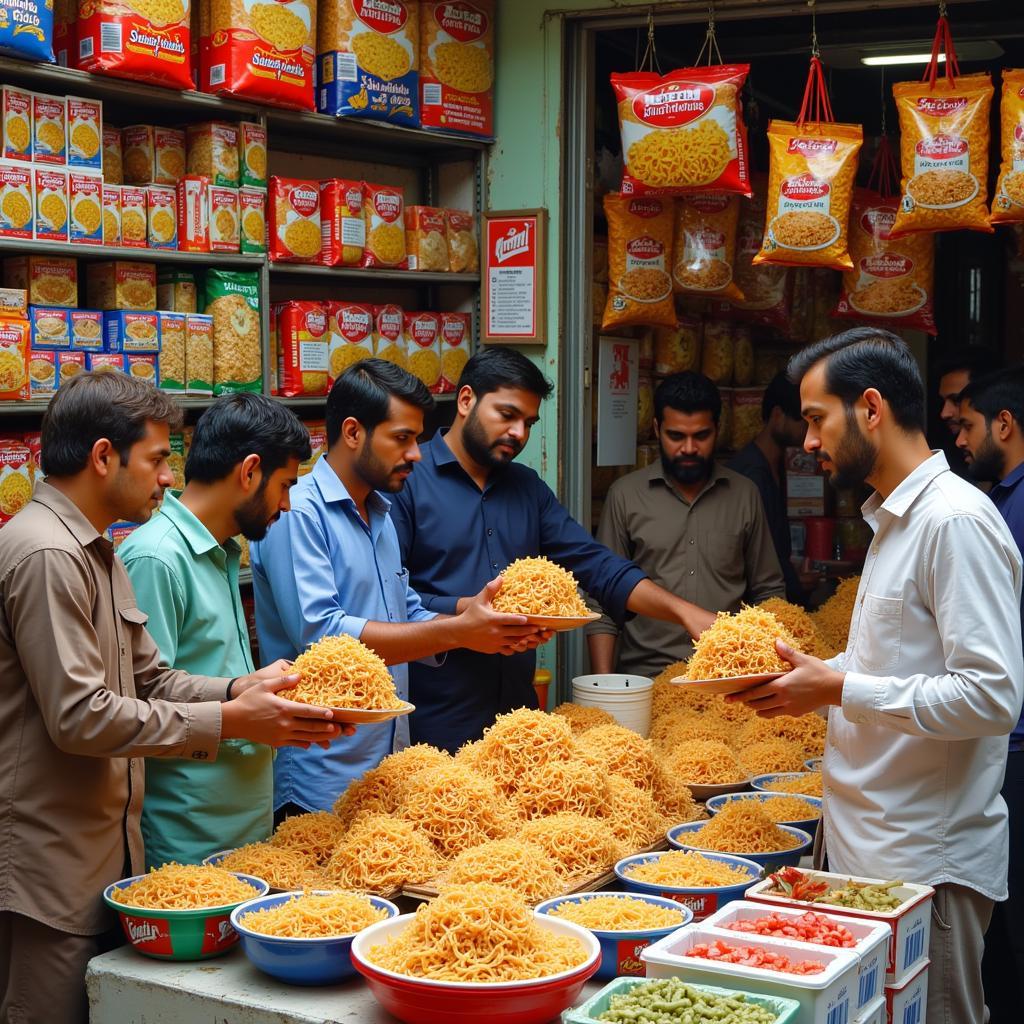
[
  {"left": 231, "top": 890, "right": 399, "bottom": 985},
  {"left": 706, "top": 792, "right": 823, "bottom": 840},
  {"left": 751, "top": 772, "right": 824, "bottom": 798},
  {"left": 350, "top": 883, "right": 600, "bottom": 1024},
  {"left": 536, "top": 892, "right": 692, "bottom": 979},
  {"left": 493, "top": 556, "right": 601, "bottom": 630},
  {"left": 804, "top": 758, "right": 822, "bottom": 772},
  {"left": 103, "top": 863, "right": 269, "bottom": 960},
  {"left": 614, "top": 851, "right": 762, "bottom": 921}
]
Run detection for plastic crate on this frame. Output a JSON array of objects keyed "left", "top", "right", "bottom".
[
  {"left": 852, "top": 994, "right": 885, "bottom": 1024},
  {"left": 641, "top": 923, "right": 859, "bottom": 1024},
  {"left": 885, "top": 959, "right": 928, "bottom": 1024},
  {"left": 562, "top": 975, "right": 801, "bottom": 1024},
  {"left": 745, "top": 870, "right": 933, "bottom": 985},
  {"left": 701, "top": 901, "right": 889, "bottom": 1014}
]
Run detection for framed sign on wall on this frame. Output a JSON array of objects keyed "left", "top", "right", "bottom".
[{"left": 482, "top": 209, "right": 548, "bottom": 345}]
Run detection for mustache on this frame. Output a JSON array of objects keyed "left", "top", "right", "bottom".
[
  {"left": 493, "top": 437, "right": 522, "bottom": 454},
  {"left": 393, "top": 463, "right": 415, "bottom": 474}
]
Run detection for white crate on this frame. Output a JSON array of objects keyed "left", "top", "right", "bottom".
[
  {"left": 700, "top": 900, "right": 889, "bottom": 1014},
  {"left": 641, "top": 923, "right": 859, "bottom": 1024},
  {"left": 853, "top": 995, "right": 886, "bottom": 1024},
  {"left": 885, "top": 959, "right": 928, "bottom": 1024},
  {"left": 745, "top": 870, "right": 933, "bottom": 984}
]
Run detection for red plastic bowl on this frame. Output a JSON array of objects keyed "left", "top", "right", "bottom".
[{"left": 350, "top": 913, "right": 600, "bottom": 1024}]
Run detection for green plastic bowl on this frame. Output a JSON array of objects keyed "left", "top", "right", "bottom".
[{"left": 103, "top": 872, "right": 269, "bottom": 960}]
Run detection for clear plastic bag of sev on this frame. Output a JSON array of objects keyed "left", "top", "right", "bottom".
[
  {"left": 756, "top": 57, "right": 862, "bottom": 271},
  {"left": 671, "top": 193, "right": 743, "bottom": 301},
  {"left": 990, "top": 68, "right": 1024, "bottom": 225},
  {"left": 891, "top": 14, "right": 993, "bottom": 236},
  {"left": 833, "top": 136, "right": 937, "bottom": 335}
]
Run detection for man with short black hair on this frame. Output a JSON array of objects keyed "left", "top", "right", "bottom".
[
  {"left": 390, "top": 349, "right": 717, "bottom": 751},
  {"left": 252, "top": 359, "right": 542, "bottom": 814},
  {"left": 587, "top": 371, "right": 785, "bottom": 677},
  {"left": 120, "top": 393, "right": 327, "bottom": 868},
  {"left": 731, "top": 328, "right": 1023, "bottom": 1024},
  {"left": 0, "top": 373, "right": 341, "bottom": 1024},
  {"left": 936, "top": 348, "right": 1002, "bottom": 436},
  {"left": 729, "top": 372, "right": 810, "bottom": 605}
]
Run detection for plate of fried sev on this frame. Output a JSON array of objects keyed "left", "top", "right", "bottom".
[{"left": 493, "top": 556, "right": 600, "bottom": 631}]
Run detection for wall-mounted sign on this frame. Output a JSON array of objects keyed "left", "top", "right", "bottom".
[
  {"left": 482, "top": 209, "right": 547, "bottom": 345},
  {"left": 596, "top": 335, "right": 638, "bottom": 466}
]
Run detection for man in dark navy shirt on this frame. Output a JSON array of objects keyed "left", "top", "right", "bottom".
[
  {"left": 957, "top": 366, "right": 1024, "bottom": 1022},
  {"left": 390, "top": 348, "right": 715, "bottom": 752}
]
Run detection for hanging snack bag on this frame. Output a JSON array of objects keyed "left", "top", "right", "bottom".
[
  {"left": 671, "top": 192, "right": 742, "bottom": 301},
  {"left": 269, "top": 176, "right": 321, "bottom": 263},
  {"left": 103, "top": 126, "right": 123, "bottom": 184},
  {"left": 372, "top": 303, "right": 406, "bottom": 368},
  {"left": 205, "top": 269, "right": 261, "bottom": 394},
  {"left": 205, "top": 0, "right": 316, "bottom": 111},
  {"left": 405, "top": 205, "right": 449, "bottom": 271},
  {"left": 276, "top": 300, "right": 329, "bottom": 397},
  {"left": 319, "top": 178, "right": 364, "bottom": 267},
  {"left": 404, "top": 311, "right": 442, "bottom": 390},
  {"left": 78, "top": 0, "right": 194, "bottom": 90},
  {"left": 0, "top": 1, "right": 54, "bottom": 62},
  {"left": 361, "top": 181, "right": 406, "bottom": 268},
  {"left": 990, "top": 68, "right": 1024, "bottom": 225},
  {"left": 419, "top": 0, "right": 494, "bottom": 138},
  {"left": 437, "top": 312, "right": 470, "bottom": 392},
  {"left": 612, "top": 64, "right": 751, "bottom": 196},
  {"left": 326, "top": 300, "right": 374, "bottom": 385},
  {"left": 601, "top": 192, "right": 676, "bottom": 331},
  {"left": 2, "top": 88, "right": 33, "bottom": 163},
  {"left": 317, "top": 0, "right": 419, "bottom": 126},
  {"left": 446, "top": 208, "right": 478, "bottom": 272}
]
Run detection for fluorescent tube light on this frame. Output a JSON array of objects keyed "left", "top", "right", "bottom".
[{"left": 861, "top": 53, "right": 946, "bottom": 66}]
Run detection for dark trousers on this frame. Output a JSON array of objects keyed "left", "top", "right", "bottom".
[
  {"left": 273, "top": 802, "right": 309, "bottom": 829},
  {"left": 982, "top": 749, "right": 1024, "bottom": 1022}
]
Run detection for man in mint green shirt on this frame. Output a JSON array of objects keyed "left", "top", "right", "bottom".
[{"left": 121, "top": 394, "right": 314, "bottom": 868}]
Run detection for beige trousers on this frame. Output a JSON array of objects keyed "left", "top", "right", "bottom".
[{"left": 927, "top": 884, "right": 994, "bottom": 1024}]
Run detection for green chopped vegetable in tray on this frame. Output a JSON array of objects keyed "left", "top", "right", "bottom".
[
  {"left": 813, "top": 880, "right": 903, "bottom": 911},
  {"left": 596, "top": 977, "right": 781, "bottom": 1024}
]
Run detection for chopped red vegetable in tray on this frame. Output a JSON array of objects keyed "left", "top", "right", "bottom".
[
  {"left": 686, "top": 938, "right": 826, "bottom": 974},
  {"left": 721, "top": 911, "right": 857, "bottom": 948}
]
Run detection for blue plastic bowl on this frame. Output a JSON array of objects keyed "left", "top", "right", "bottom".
[
  {"left": 666, "top": 821, "right": 813, "bottom": 870},
  {"left": 705, "top": 791, "right": 822, "bottom": 839},
  {"left": 535, "top": 892, "right": 692, "bottom": 979},
  {"left": 613, "top": 851, "right": 762, "bottom": 921},
  {"left": 231, "top": 892, "right": 400, "bottom": 985},
  {"left": 751, "top": 772, "right": 819, "bottom": 794}
]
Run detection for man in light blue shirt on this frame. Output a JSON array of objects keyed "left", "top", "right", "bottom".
[{"left": 251, "top": 360, "right": 544, "bottom": 815}]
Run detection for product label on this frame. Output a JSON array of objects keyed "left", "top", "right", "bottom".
[
  {"left": 632, "top": 82, "right": 714, "bottom": 127},
  {"left": 616, "top": 939, "right": 650, "bottom": 976},
  {"left": 355, "top": 0, "right": 408, "bottom": 33},
  {"left": 120, "top": 914, "right": 173, "bottom": 956}
]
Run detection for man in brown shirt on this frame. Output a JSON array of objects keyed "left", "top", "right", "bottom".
[
  {"left": 0, "top": 372, "right": 345, "bottom": 1024},
  {"left": 588, "top": 372, "right": 785, "bottom": 678}
]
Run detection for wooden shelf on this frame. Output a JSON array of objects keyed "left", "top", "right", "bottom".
[{"left": 0, "top": 238, "right": 265, "bottom": 266}]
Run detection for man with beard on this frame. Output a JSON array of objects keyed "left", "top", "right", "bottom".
[
  {"left": 730, "top": 328, "right": 1023, "bottom": 1024},
  {"left": 251, "top": 360, "right": 543, "bottom": 814},
  {"left": 729, "top": 372, "right": 812, "bottom": 606},
  {"left": 390, "top": 349, "right": 717, "bottom": 751},
  {"left": 587, "top": 371, "right": 785, "bottom": 677},
  {"left": 956, "top": 368, "right": 1024, "bottom": 1021},
  {"left": 934, "top": 348, "right": 1001, "bottom": 479},
  {"left": 121, "top": 393, "right": 349, "bottom": 867}
]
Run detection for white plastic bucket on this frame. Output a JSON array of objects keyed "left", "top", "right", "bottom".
[{"left": 571, "top": 674, "right": 653, "bottom": 737}]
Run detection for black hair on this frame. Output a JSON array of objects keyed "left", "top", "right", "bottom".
[
  {"left": 41, "top": 370, "right": 184, "bottom": 477},
  {"left": 762, "top": 371, "right": 802, "bottom": 421},
  {"left": 787, "top": 327, "right": 926, "bottom": 433},
  {"left": 654, "top": 371, "right": 722, "bottom": 425},
  {"left": 933, "top": 347, "right": 1002, "bottom": 383},
  {"left": 185, "top": 393, "right": 311, "bottom": 484},
  {"left": 326, "top": 358, "right": 434, "bottom": 447},
  {"left": 457, "top": 347, "right": 554, "bottom": 401},
  {"left": 959, "top": 367, "right": 1024, "bottom": 429}
]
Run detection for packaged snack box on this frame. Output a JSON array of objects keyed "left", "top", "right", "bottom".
[
  {"left": 4, "top": 256, "right": 77, "bottom": 307},
  {"left": 361, "top": 181, "right": 405, "bottom": 268},
  {"left": 185, "top": 311, "right": 213, "bottom": 395},
  {"left": 325, "top": 300, "right": 373, "bottom": 386},
  {"left": 69, "top": 172, "right": 104, "bottom": 245},
  {"left": 125, "top": 352, "right": 159, "bottom": 386},
  {"left": 205, "top": 269, "right": 261, "bottom": 393},
  {"left": 157, "top": 270, "right": 198, "bottom": 313},
  {"left": 269, "top": 177, "right": 321, "bottom": 263},
  {"left": 34, "top": 167, "right": 69, "bottom": 244},
  {"left": 154, "top": 127, "right": 187, "bottom": 186},
  {"left": 0, "top": 288, "right": 27, "bottom": 319},
  {"left": 102, "top": 185, "right": 121, "bottom": 246},
  {"left": 238, "top": 121, "right": 267, "bottom": 188},
  {"left": 87, "top": 353, "right": 127, "bottom": 374},
  {"left": 404, "top": 310, "right": 442, "bottom": 390},
  {"left": 372, "top": 302, "right": 406, "bottom": 367},
  {"left": 86, "top": 261, "right": 157, "bottom": 310},
  {"left": 28, "top": 349, "right": 57, "bottom": 398},
  {"left": 29, "top": 306, "right": 71, "bottom": 349},
  {"left": 239, "top": 186, "right": 266, "bottom": 254},
  {"left": 158, "top": 311, "right": 186, "bottom": 392},
  {"left": 32, "top": 93, "right": 66, "bottom": 166},
  {"left": 57, "top": 350, "right": 87, "bottom": 385},
  {"left": 176, "top": 175, "right": 210, "bottom": 253},
  {"left": 2, "top": 87, "right": 33, "bottom": 163},
  {"left": 104, "top": 310, "right": 161, "bottom": 353},
  {"left": 147, "top": 185, "right": 178, "bottom": 250},
  {"left": 186, "top": 122, "right": 239, "bottom": 187},
  {"left": 275, "top": 300, "right": 329, "bottom": 397},
  {"left": 405, "top": 205, "right": 449, "bottom": 271},
  {"left": 0, "top": 161, "right": 34, "bottom": 240},
  {"left": 103, "top": 125, "right": 123, "bottom": 184},
  {"left": 0, "top": 437, "right": 33, "bottom": 524},
  {"left": 69, "top": 310, "right": 104, "bottom": 350},
  {"left": 209, "top": 185, "right": 240, "bottom": 253},
  {"left": 123, "top": 125, "right": 156, "bottom": 185},
  {"left": 0, "top": 319, "right": 30, "bottom": 402},
  {"left": 67, "top": 96, "right": 103, "bottom": 171},
  {"left": 438, "top": 311, "right": 471, "bottom": 391},
  {"left": 319, "top": 178, "right": 364, "bottom": 266}
]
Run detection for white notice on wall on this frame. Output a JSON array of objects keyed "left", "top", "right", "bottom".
[{"left": 596, "top": 336, "right": 638, "bottom": 466}]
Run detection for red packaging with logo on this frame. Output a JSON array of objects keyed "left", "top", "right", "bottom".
[
  {"left": 361, "top": 182, "right": 406, "bottom": 269},
  {"left": 326, "top": 301, "right": 374, "bottom": 388},
  {"left": 176, "top": 176, "right": 210, "bottom": 253},
  {"left": 78, "top": 0, "right": 194, "bottom": 90},
  {"left": 437, "top": 312, "right": 470, "bottom": 392},
  {"left": 0, "top": 319, "right": 30, "bottom": 402},
  {"left": 269, "top": 177, "right": 321, "bottom": 264},
  {"left": 0, "top": 434, "right": 33, "bottom": 524},
  {"left": 319, "top": 179, "right": 364, "bottom": 267},
  {"left": 611, "top": 64, "right": 752, "bottom": 197},
  {"left": 276, "top": 300, "right": 329, "bottom": 397},
  {"left": 404, "top": 311, "right": 442, "bottom": 391}
]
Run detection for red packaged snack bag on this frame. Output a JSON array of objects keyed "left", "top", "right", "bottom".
[
  {"left": 612, "top": 64, "right": 751, "bottom": 196},
  {"left": 372, "top": 303, "right": 406, "bottom": 368},
  {"left": 269, "top": 177, "right": 321, "bottom": 264},
  {"left": 361, "top": 182, "right": 406, "bottom": 268},
  {"left": 438, "top": 312, "right": 470, "bottom": 392},
  {"left": 78, "top": 0, "right": 195, "bottom": 90},
  {"left": 404, "top": 311, "right": 441, "bottom": 391},
  {"left": 275, "top": 300, "right": 329, "bottom": 397},
  {"left": 0, "top": 436, "right": 33, "bottom": 524},
  {"left": 176, "top": 176, "right": 210, "bottom": 253},
  {"left": 319, "top": 179, "right": 364, "bottom": 267},
  {"left": 326, "top": 301, "right": 374, "bottom": 387},
  {"left": 0, "top": 319, "right": 30, "bottom": 402}
]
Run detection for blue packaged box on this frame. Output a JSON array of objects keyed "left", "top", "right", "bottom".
[
  {"left": 104, "top": 311, "right": 160, "bottom": 354},
  {"left": 124, "top": 353, "right": 159, "bottom": 387},
  {"left": 29, "top": 306, "right": 71, "bottom": 349},
  {"left": 0, "top": 1, "right": 54, "bottom": 63},
  {"left": 70, "top": 309, "right": 104, "bottom": 351},
  {"left": 87, "top": 353, "right": 127, "bottom": 374}
]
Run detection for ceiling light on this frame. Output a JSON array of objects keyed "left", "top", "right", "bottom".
[{"left": 862, "top": 53, "right": 945, "bottom": 66}]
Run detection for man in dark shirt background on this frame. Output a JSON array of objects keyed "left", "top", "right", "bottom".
[
  {"left": 729, "top": 373, "right": 810, "bottom": 605},
  {"left": 934, "top": 348, "right": 1001, "bottom": 479}
]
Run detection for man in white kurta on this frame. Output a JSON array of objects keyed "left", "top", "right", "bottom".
[{"left": 732, "top": 328, "right": 1024, "bottom": 1024}]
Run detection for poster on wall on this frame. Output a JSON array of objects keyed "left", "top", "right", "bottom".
[
  {"left": 596, "top": 335, "right": 638, "bottom": 466},
  {"left": 482, "top": 209, "right": 547, "bottom": 345}
]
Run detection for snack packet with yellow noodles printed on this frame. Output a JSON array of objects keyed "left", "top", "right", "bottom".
[
  {"left": 990, "top": 68, "right": 1024, "bottom": 225},
  {"left": 672, "top": 193, "right": 743, "bottom": 302},
  {"left": 361, "top": 181, "right": 407, "bottom": 269},
  {"left": 0, "top": 435, "right": 33, "bottom": 525},
  {"left": 269, "top": 177, "right": 321, "bottom": 264},
  {"left": 612, "top": 64, "right": 751, "bottom": 197}
]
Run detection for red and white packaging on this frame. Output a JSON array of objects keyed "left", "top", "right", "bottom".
[
  {"left": 2, "top": 87, "right": 33, "bottom": 162},
  {"left": 102, "top": 125, "right": 123, "bottom": 184},
  {"left": 123, "top": 125, "right": 156, "bottom": 185},
  {"left": 147, "top": 185, "right": 178, "bottom": 250},
  {"left": 325, "top": 301, "right": 374, "bottom": 388},
  {"left": 66, "top": 96, "right": 103, "bottom": 171},
  {"left": 319, "top": 178, "right": 364, "bottom": 267},
  {"left": 361, "top": 181, "right": 406, "bottom": 268},
  {"left": 176, "top": 176, "right": 210, "bottom": 253},
  {"left": 0, "top": 435, "right": 33, "bottom": 523},
  {"left": 372, "top": 303, "right": 406, "bottom": 367},
  {"left": 69, "top": 172, "right": 104, "bottom": 246},
  {"left": 153, "top": 127, "right": 186, "bottom": 186},
  {"left": 0, "top": 162, "right": 33, "bottom": 240},
  {"left": 885, "top": 959, "right": 928, "bottom": 1024},
  {"left": 185, "top": 121, "right": 239, "bottom": 187},
  {"left": 404, "top": 311, "right": 442, "bottom": 391},
  {"left": 275, "top": 300, "right": 329, "bottom": 398},
  {"left": 209, "top": 185, "right": 239, "bottom": 253},
  {"left": 77, "top": 0, "right": 195, "bottom": 91},
  {"left": 103, "top": 185, "right": 121, "bottom": 247},
  {"left": 438, "top": 312, "right": 471, "bottom": 392},
  {"left": 238, "top": 186, "right": 266, "bottom": 254},
  {"left": 269, "top": 177, "right": 321, "bottom": 264},
  {"left": 34, "top": 167, "right": 69, "bottom": 244},
  {"left": 0, "top": 320, "right": 30, "bottom": 402},
  {"left": 57, "top": 350, "right": 87, "bottom": 386},
  {"left": 119, "top": 186, "right": 148, "bottom": 249},
  {"left": 32, "top": 94, "right": 66, "bottom": 166}
]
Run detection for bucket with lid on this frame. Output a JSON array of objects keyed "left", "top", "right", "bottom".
[{"left": 571, "top": 674, "right": 653, "bottom": 737}]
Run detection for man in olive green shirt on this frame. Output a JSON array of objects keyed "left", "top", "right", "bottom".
[
  {"left": 588, "top": 372, "right": 785, "bottom": 678},
  {"left": 121, "top": 394, "right": 318, "bottom": 868}
]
